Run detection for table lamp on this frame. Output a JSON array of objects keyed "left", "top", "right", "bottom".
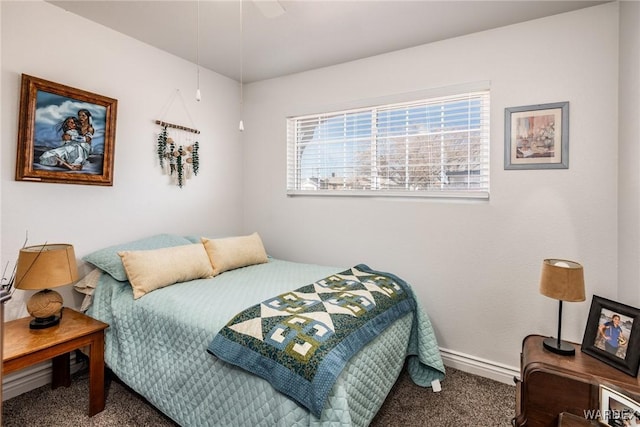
[
  {"left": 14, "top": 243, "right": 78, "bottom": 329},
  {"left": 539, "top": 259, "right": 585, "bottom": 355}
]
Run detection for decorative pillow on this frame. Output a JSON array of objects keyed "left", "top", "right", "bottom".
[
  {"left": 118, "top": 243, "right": 214, "bottom": 299},
  {"left": 83, "top": 234, "right": 192, "bottom": 281},
  {"left": 202, "top": 232, "right": 268, "bottom": 276}
]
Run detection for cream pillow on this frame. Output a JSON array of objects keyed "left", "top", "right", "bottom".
[
  {"left": 202, "top": 232, "right": 268, "bottom": 276},
  {"left": 118, "top": 243, "right": 214, "bottom": 299}
]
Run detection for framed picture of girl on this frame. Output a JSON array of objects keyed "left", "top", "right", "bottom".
[
  {"left": 15, "top": 74, "right": 118, "bottom": 186},
  {"left": 582, "top": 295, "right": 640, "bottom": 377}
]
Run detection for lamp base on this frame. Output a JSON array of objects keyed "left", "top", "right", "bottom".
[
  {"left": 543, "top": 337, "right": 576, "bottom": 356},
  {"left": 29, "top": 315, "right": 61, "bottom": 329},
  {"left": 26, "top": 289, "right": 63, "bottom": 330}
]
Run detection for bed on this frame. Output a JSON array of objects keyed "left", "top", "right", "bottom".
[{"left": 77, "top": 233, "right": 445, "bottom": 426}]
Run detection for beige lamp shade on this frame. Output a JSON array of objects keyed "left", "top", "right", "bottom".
[
  {"left": 539, "top": 259, "right": 585, "bottom": 302},
  {"left": 15, "top": 244, "right": 79, "bottom": 290}
]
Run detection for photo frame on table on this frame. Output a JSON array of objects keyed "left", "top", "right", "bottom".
[
  {"left": 504, "top": 101, "right": 569, "bottom": 170},
  {"left": 15, "top": 74, "right": 118, "bottom": 186},
  {"left": 598, "top": 385, "right": 640, "bottom": 426},
  {"left": 581, "top": 295, "right": 640, "bottom": 377}
]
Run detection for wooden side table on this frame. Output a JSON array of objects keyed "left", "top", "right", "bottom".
[
  {"left": 3, "top": 307, "right": 109, "bottom": 416},
  {"left": 514, "top": 334, "right": 640, "bottom": 427}
]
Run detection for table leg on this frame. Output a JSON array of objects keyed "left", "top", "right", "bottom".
[
  {"left": 51, "top": 352, "right": 71, "bottom": 389},
  {"left": 88, "top": 332, "right": 105, "bottom": 416}
]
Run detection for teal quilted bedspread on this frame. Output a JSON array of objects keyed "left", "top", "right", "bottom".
[{"left": 87, "top": 258, "right": 444, "bottom": 426}]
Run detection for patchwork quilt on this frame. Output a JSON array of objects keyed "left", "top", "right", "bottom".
[{"left": 208, "top": 264, "right": 419, "bottom": 416}]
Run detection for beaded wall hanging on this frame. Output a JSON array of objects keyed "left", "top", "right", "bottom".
[
  {"left": 155, "top": 89, "right": 200, "bottom": 188},
  {"left": 155, "top": 120, "right": 200, "bottom": 188}
]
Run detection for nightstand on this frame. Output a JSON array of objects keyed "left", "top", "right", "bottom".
[
  {"left": 514, "top": 334, "right": 640, "bottom": 427},
  {"left": 3, "top": 307, "right": 109, "bottom": 416}
]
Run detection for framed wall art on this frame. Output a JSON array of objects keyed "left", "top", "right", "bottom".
[
  {"left": 504, "top": 101, "right": 569, "bottom": 170},
  {"left": 15, "top": 74, "right": 118, "bottom": 186},
  {"left": 581, "top": 295, "right": 640, "bottom": 377}
]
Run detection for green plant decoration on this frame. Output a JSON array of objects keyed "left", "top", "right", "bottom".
[
  {"left": 168, "top": 140, "right": 176, "bottom": 175},
  {"left": 157, "top": 126, "right": 168, "bottom": 168},
  {"left": 192, "top": 141, "right": 199, "bottom": 176},
  {"left": 176, "top": 146, "right": 184, "bottom": 188}
]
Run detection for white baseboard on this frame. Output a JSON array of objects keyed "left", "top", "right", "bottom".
[
  {"left": 2, "top": 347, "right": 518, "bottom": 400},
  {"left": 440, "top": 347, "right": 520, "bottom": 386},
  {"left": 2, "top": 353, "right": 84, "bottom": 401}
]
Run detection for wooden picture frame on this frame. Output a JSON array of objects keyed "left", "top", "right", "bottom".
[
  {"left": 504, "top": 102, "right": 569, "bottom": 170},
  {"left": 15, "top": 74, "right": 118, "bottom": 186},
  {"left": 581, "top": 295, "right": 640, "bottom": 377}
]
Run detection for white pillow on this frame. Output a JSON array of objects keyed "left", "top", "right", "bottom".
[
  {"left": 118, "top": 243, "right": 213, "bottom": 299},
  {"left": 202, "top": 232, "right": 268, "bottom": 276},
  {"left": 74, "top": 268, "right": 103, "bottom": 311}
]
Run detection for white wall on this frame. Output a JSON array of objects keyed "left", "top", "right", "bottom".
[
  {"left": 1, "top": 1, "right": 244, "bottom": 320},
  {"left": 618, "top": 1, "right": 640, "bottom": 307},
  {"left": 242, "top": 3, "right": 620, "bottom": 370}
]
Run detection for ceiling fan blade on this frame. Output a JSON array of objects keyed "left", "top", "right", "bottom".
[{"left": 253, "top": 0, "right": 286, "bottom": 18}]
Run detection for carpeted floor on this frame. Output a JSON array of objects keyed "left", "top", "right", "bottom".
[
  {"left": 372, "top": 367, "right": 515, "bottom": 426},
  {"left": 2, "top": 365, "right": 515, "bottom": 426}
]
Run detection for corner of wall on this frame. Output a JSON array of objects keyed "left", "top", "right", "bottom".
[{"left": 617, "top": 0, "right": 640, "bottom": 307}]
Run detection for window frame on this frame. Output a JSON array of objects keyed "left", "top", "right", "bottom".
[{"left": 286, "top": 84, "right": 490, "bottom": 199}]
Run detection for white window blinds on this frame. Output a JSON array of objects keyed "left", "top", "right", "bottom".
[{"left": 287, "top": 90, "right": 490, "bottom": 198}]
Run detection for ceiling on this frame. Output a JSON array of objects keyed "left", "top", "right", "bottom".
[{"left": 48, "top": 0, "right": 607, "bottom": 83}]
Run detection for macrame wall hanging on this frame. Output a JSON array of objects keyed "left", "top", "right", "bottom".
[{"left": 155, "top": 90, "right": 201, "bottom": 188}]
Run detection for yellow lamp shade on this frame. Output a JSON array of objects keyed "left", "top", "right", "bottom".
[{"left": 15, "top": 244, "right": 78, "bottom": 290}]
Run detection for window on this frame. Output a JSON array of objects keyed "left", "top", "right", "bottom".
[{"left": 287, "top": 89, "right": 490, "bottom": 198}]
